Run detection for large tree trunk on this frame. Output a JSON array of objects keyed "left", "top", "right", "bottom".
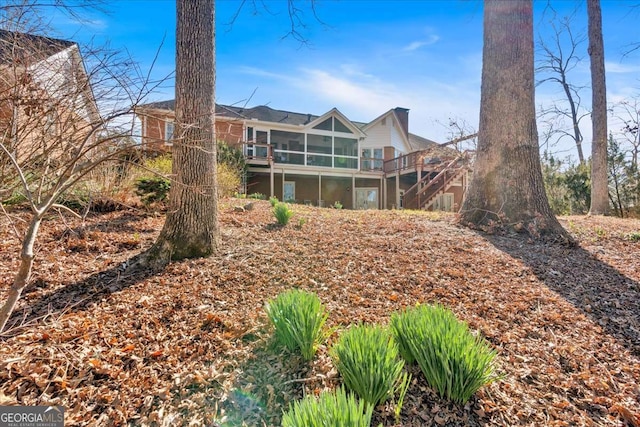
[
  {"left": 587, "top": 0, "right": 609, "bottom": 215},
  {"left": 460, "top": 0, "right": 568, "bottom": 240},
  {"left": 149, "top": 0, "right": 218, "bottom": 262}
]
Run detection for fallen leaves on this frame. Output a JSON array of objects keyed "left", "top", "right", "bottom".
[{"left": 0, "top": 201, "right": 638, "bottom": 426}]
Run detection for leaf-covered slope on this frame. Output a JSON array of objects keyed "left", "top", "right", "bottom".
[{"left": 0, "top": 201, "right": 638, "bottom": 426}]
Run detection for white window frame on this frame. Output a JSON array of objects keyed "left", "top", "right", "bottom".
[
  {"left": 164, "top": 120, "right": 174, "bottom": 145},
  {"left": 355, "top": 187, "right": 379, "bottom": 210},
  {"left": 283, "top": 181, "right": 296, "bottom": 202},
  {"left": 435, "top": 193, "right": 454, "bottom": 212}
]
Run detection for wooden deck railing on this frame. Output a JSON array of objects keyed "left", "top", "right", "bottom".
[
  {"left": 243, "top": 143, "right": 272, "bottom": 161},
  {"left": 403, "top": 151, "right": 471, "bottom": 210}
]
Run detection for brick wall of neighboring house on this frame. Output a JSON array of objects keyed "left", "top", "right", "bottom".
[
  {"left": 216, "top": 119, "right": 244, "bottom": 147},
  {"left": 0, "top": 90, "right": 95, "bottom": 164},
  {"left": 141, "top": 114, "right": 170, "bottom": 152},
  {"left": 141, "top": 113, "right": 245, "bottom": 153}
]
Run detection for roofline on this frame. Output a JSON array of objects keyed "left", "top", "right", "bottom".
[
  {"left": 362, "top": 108, "right": 412, "bottom": 151},
  {"left": 304, "top": 107, "right": 366, "bottom": 137}
]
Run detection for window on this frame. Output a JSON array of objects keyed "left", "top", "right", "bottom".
[
  {"left": 271, "top": 130, "right": 304, "bottom": 152},
  {"left": 312, "top": 117, "right": 333, "bottom": 131},
  {"left": 335, "top": 157, "right": 358, "bottom": 169},
  {"left": 255, "top": 130, "right": 268, "bottom": 157},
  {"left": 334, "top": 137, "right": 358, "bottom": 156},
  {"left": 355, "top": 188, "right": 378, "bottom": 210},
  {"left": 284, "top": 181, "right": 296, "bottom": 202},
  {"left": 434, "top": 193, "right": 454, "bottom": 212},
  {"left": 165, "top": 121, "right": 174, "bottom": 144},
  {"left": 45, "top": 110, "right": 58, "bottom": 136},
  {"left": 334, "top": 118, "right": 352, "bottom": 134},
  {"left": 361, "top": 148, "right": 371, "bottom": 170},
  {"left": 373, "top": 148, "right": 383, "bottom": 170},
  {"left": 307, "top": 134, "right": 332, "bottom": 154}
]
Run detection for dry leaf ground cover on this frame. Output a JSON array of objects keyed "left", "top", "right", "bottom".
[{"left": 1, "top": 199, "right": 639, "bottom": 426}]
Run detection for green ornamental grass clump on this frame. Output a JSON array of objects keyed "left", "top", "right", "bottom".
[
  {"left": 281, "top": 387, "right": 373, "bottom": 427},
  {"left": 389, "top": 309, "right": 418, "bottom": 365},
  {"left": 273, "top": 202, "right": 294, "bottom": 225},
  {"left": 265, "top": 289, "right": 328, "bottom": 361},
  {"left": 269, "top": 195, "right": 279, "bottom": 207},
  {"left": 330, "top": 324, "right": 405, "bottom": 406},
  {"left": 391, "top": 304, "right": 499, "bottom": 403}
]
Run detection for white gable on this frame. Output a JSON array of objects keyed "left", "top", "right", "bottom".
[
  {"left": 305, "top": 108, "right": 366, "bottom": 137},
  {"left": 361, "top": 110, "right": 412, "bottom": 153},
  {"left": 29, "top": 45, "right": 98, "bottom": 123}
]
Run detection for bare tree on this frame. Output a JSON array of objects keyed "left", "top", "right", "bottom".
[
  {"left": 613, "top": 97, "right": 640, "bottom": 167},
  {"left": 536, "top": 10, "right": 589, "bottom": 164},
  {"left": 0, "top": 8, "right": 153, "bottom": 331},
  {"left": 226, "top": 0, "right": 327, "bottom": 45},
  {"left": 147, "top": 0, "right": 218, "bottom": 263},
  {"left": 460, "top": 0, "right": 568, "bottom": 240},
  {"left": 587, "top": 0, "right": 609, "bottom": 215}
]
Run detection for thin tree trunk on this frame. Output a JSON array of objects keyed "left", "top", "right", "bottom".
[
  {"left": 0, "top": 215, "right": 41, "bottom": 332},
  {"left": 460, "top": 0, "right": 568, "bottom": 240},
  {"left": 588, "top": 0, "right": 609, "bottom": 215},
  {"left": 148, "top": 0, "right": 218, "bottom": 262},
  {"left": 560, "top": 80, "right": 585, "bottom": 164}
]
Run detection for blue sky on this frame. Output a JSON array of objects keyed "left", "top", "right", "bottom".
[{"left": 50, "top": 0, "right": 640, "bottom": 159}]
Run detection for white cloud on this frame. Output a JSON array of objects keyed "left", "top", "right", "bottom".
[
  {"left": 293, "top": 67, "right": 480, "bottom": 142},
  {"left": 231, "top": 61, "right": 481, "bottom": 143},
  {"left": 236, "top": 66, "right": 291, "bottom": 80},
  {"left": 401, "top": 35, "right": 440, "bottom": 52},
  {"left": 606, "top": 61, "right": 640, "bottom": 74}
]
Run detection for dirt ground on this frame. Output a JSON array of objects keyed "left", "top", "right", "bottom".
[{"left": 1, "top": 199, "right": 639, "bottom": 426}]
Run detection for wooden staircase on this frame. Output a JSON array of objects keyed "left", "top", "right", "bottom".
[{"left": 403, "top": 151, "right": 470, "bottom": 210}]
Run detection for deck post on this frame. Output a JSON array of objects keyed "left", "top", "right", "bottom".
[
  {"left": 352, "top": 174, "right": 356, "bottom": 209},
  {"left": 395, "top": 173, "right": 400, "bottom": 209},
  {"left": 269, "top": 163, "right": 274, "bottom": 197}
]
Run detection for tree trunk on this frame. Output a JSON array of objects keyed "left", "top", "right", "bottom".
[
  {"left": 560, "top": 79, "right": 585, "bottom": 165},
  {"left": 460, "top": 0, "right": 568, "bottom": 240},
  {"left": 587, "top": 0, "right": 609, "bottom": 215},
  {"left": 0, "top": 215, "right": 41, "bottom": 332},
  {"left": 149, "top": 0, "right": 218, "bottom": 262}
]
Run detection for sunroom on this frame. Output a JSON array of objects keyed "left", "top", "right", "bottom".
[{"left": 243, "top": 109, "right": 365, "bottom": 170}]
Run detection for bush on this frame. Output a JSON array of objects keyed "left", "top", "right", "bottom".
[
  {"left": 330, "top": 324, "right": 404, "bottom": 406},
  {"left": 217, "top": 162, "right": 241, "bottom": 197},
  {"left": 391, "top": 304, "right": 498, "bottom": 403},
  {"left": 273, "top": 202, "right": 294, "bottom": 225},
  {"left": 131, "top": 151, "right": 243, "bottom": 202},
  {"left": 265, "top": 289, "right": 328, "bottom": 361},
  {"left": 269, "top": 196, "right": 279, "bottom": 207},
  {"left": 281, "top": 387, "right": 373, "bottom": 427},
  {"left": 135, "top": 177, "right": 170, "bottom": 205},
  {"left": 143, "top": 154, "right": 173, "bottom": 175}
]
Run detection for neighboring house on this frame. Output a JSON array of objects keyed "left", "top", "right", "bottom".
[
  {"left": 0, "top": 30, "right": 100, "bottom": 164},
  {"left": 136, "top": 101, "right": 471, "bottom": 211}
]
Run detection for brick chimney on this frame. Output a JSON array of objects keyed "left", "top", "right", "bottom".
[{"left": 393, "top": 107, "right": 409, "bottom": 138}]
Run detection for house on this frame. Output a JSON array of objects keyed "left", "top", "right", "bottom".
[
  {"left": 136, "top": 101, "right": 471, "bottom": 211},
  {"left": 0, "top": 30, "right": 100, "bottom": 164}
]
